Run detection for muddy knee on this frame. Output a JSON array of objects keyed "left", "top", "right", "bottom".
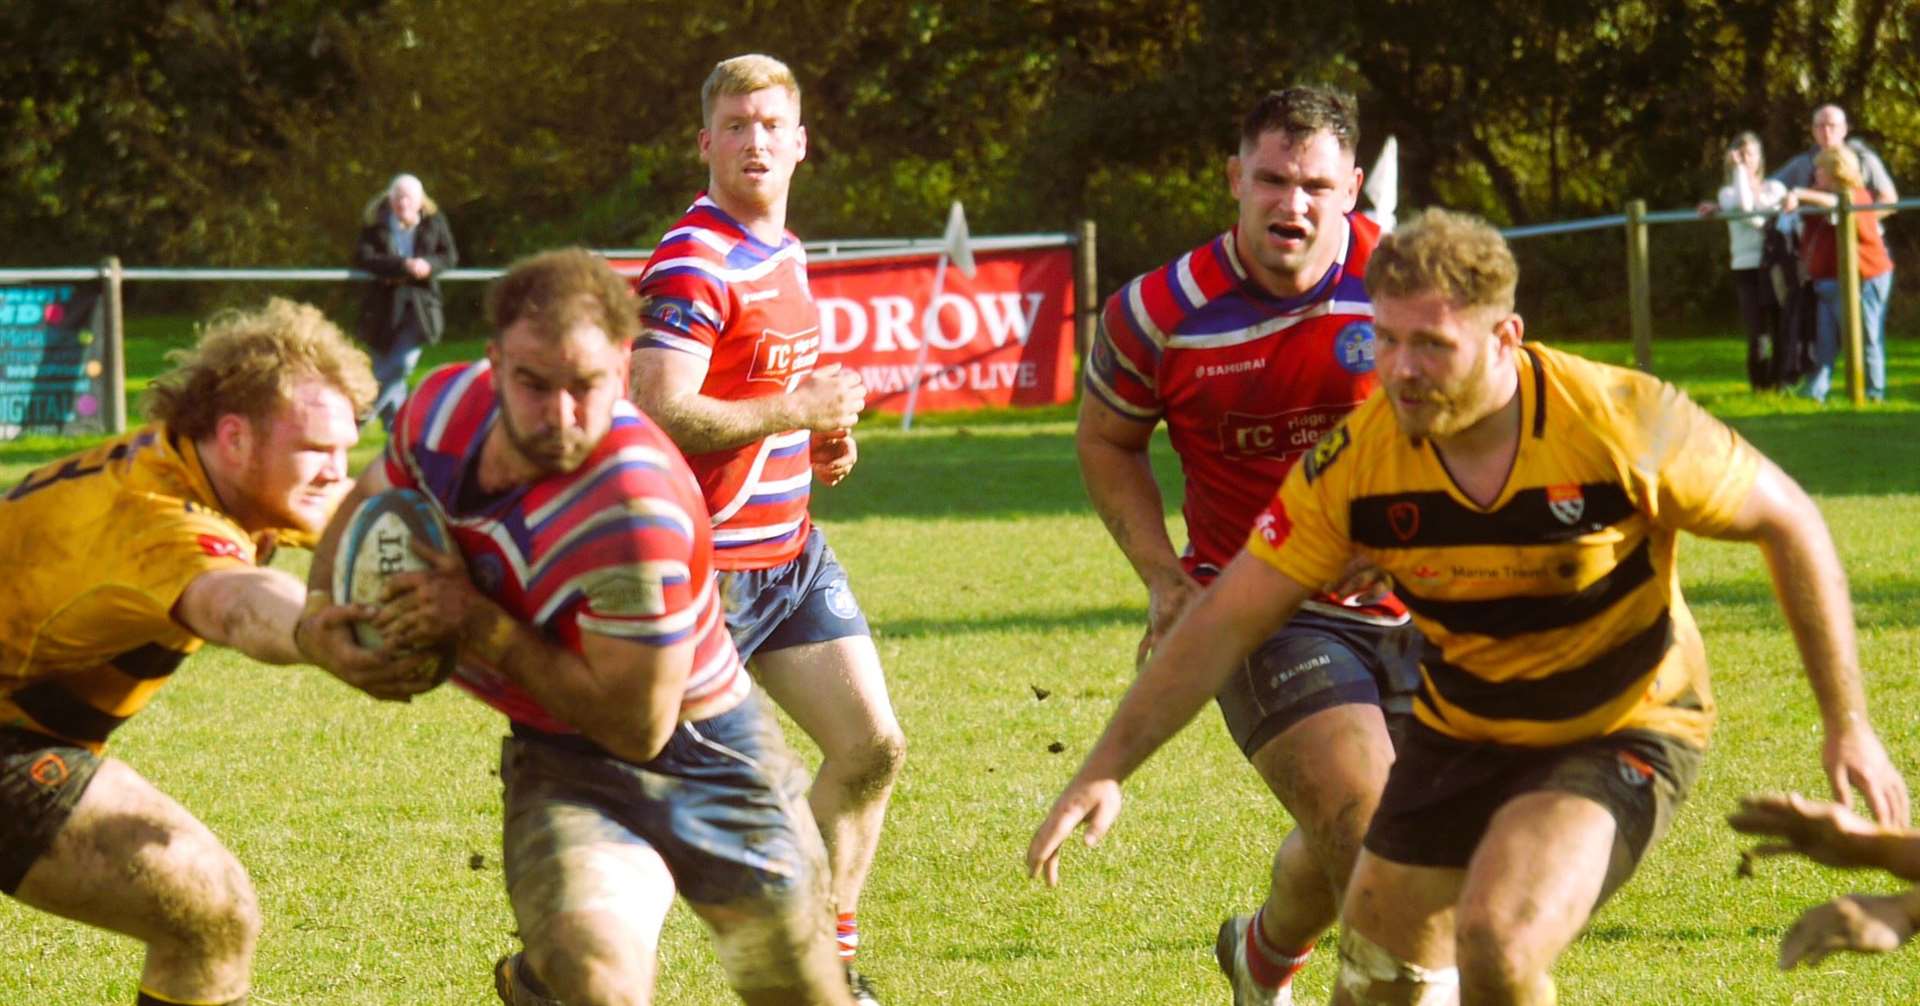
[
  {"left": 834, "top": 729, "right": 905, "bottom": 803},
  {"left": 1336, "top": 927, "right": 1459, "bottom": 1006},
  {"left": 526, "top": 911, "right": 654, "bottom": 1006},
  {"left": 138, "top": 842, "right": 260, "bottom": 963}
]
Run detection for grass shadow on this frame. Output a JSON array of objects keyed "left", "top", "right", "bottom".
[
  {"left": 875, "top": 604, "right": 1140, "bottom": 639},
  {"left": 1726, "top": 410, "right": 1920, "bottom": 497}
]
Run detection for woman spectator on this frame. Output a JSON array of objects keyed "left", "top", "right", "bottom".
[
  {"left": 1699, "top": 132, "right": 1789, "bottom": 390},
  {"left": 1786, "top": 144, "right": 1893, "bottom": 403}
]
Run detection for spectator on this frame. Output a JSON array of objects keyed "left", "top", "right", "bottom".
[
  {"left": 1771, "top": 104, "right": 1898, "bottom": 209},
  {"left": 1699, "top": 132, "right": 1790, "bottom": 390},
  {"left": 1785, "top": 145, "right": 1892, "bottom": 403},
  {"left": 354, "top": 173, "right": 457, "bottom": 432}
]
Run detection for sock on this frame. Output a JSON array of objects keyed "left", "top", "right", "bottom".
[
  {"left": 1244, "top": 908, "right": 1313, "bottom": 989},
  {"left": 136, "top": 990, "right": 246, "bottom": 1006},
  {"left": 836, "top": 912, "right": 859, "bottom": 963}
]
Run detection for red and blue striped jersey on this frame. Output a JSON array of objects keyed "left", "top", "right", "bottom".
[
  {"left": 635, "top": 195, "right": 819, "bottom": 571},
  {"left": 1085, "top": 213, "right": 1405, "bottom": 624},
  {"left": 384, "top": 361, "right": 750, "bottom": 731}
]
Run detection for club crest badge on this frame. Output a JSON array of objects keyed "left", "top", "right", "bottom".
[
  {"left": 1546, "top": 483, "right": 1585, "bottom": 526},
  {"left": 1388, "top": 501, "right": 1420, "bottom": 542}
]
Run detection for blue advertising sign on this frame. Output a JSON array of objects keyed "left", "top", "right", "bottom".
[{"left": 0, "top": 284, "right": 108, "bottom": 438}]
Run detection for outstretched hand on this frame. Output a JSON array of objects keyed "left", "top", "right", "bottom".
[
  {"left": 1026, "top": 776, "right": 1123, "bottom": 888},
  {"left": 1824, "top": 724, "right": 1911, "bottom": 827},
  {"left": 1729, "top": 792, "right": 1885, "bottom": 871},
  {"left": 294, "top": 597, "right": 441, "bottom": 702},
  {"left": 1778, "top": 892, "right": 1918, "bottom": 969}
]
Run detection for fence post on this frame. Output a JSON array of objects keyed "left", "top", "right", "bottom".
[
  {"left": 1624, "top": 199, "right": 1653, "bottom": 372},
  {"left": 101, "top": 256, "right": 126, "bottom": 434},
  {"left": 1075, "top": 218, "right": 1097, "bottom": 365},
  {"left": 1837, "top": 191, "right": 1865, "bottom": 406}
]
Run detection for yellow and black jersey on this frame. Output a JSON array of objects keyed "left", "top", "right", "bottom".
[
  {"left": 1247, "top": 343, "right": 1760, "bottom": 749},
  {"left": 0, "top": 425, "right": 262, "bottom": 751}
]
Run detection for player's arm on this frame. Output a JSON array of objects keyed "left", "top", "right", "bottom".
[
  {"left": 629, "top": 346, "right": 864, "bottom": 455},
  {"left": 1027, "top": 550, "right": 1312, "bottom": 886},
  {"left": 174, "top": 565, "right": 317, "bottom": 666},
  {"left": 377, "top": 549, "right": 688, "bottom": 762},
  {"left": 1715, "top": 456, "right": 1910, "bottom": 826},
  {"left": 1076, "top": 392, "right": 1196, "bottom": 663},
  {"left": 1778, "top": 888, "right": 1920, "bottom": 969}
]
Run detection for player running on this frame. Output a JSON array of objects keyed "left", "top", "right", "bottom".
[
  {"left": 1075, "top": 85, "right": 1417, "bottom": 1005},
  {"left": 309, "top": 250, "right": 851, "bottom": 1006},
  {"left": 629, "top": 53, "right": 904, "bottom": 1005},
  {"left": 1031, "top": 209, "right": 1909, "bottom": 1004},
  {"left": 0, "top": 300, "right": 419, "bottom": 1006}
]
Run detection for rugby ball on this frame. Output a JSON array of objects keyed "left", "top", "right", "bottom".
[{"left": 331, "top": 487, "right": 457, "bottom": 685}]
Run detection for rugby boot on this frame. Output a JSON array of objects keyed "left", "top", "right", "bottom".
[
  {"left": 1215, "top": 915, "right": 1293, "bottom": 1006},
  {"left": 494, "top": 952, "right": 564, "bottom": 1006},
  {"left": 847, "top": 967, "right": 883, "bottom": 1006}
]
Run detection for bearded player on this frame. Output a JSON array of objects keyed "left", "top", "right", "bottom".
[
  {"left": 310, "top": 249, "right": 851, "bottom": 1006},
  {"left": 0, "top": 299, "right": 423, "bottom": 1006},
  {"left": 1074, "top": 85, "right": 1417, "bottom": 1005},
  {"left": 1035, "top": 209, "right": 1908, "bottom": 1004},
  {"left": 629, "top": 53, "right": 904, "bottom": 1005}
]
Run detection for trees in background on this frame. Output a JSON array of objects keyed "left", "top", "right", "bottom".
[{"left": 3, "top": 0, "right": 1914, "bottom": 307}]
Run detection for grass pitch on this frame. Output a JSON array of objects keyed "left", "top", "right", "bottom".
[{"left": 0, "top": 324, "right": 1916, "bottom": 1003}]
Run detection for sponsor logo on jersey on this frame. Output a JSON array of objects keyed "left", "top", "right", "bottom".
[
  {"left": 197, "top": 534, "right": 243, "bottom": 559},
  {"left": 1253, "top": 503, "right": 1291, "bottom": 547},
  {"left": 747, "top": 327, "right": 822, "bottom": 385},
  {"left": 1411, "top": 563, "right": 1442, "bottom": 581},
  {"left": 1388, "top": 502, "right": 1421, "bottom": 542},
  {"left": 1303, "top": 425, "right": 1352, "bottom": 483},
  {"left": 1218, "top": 405, "right": 1344, "bottom": 459},
  {"left": 1547, "top": 483, "right": 1585, "bottom": 525},
  {"left": 1194, "top": 357, "right": 1267, "bottom": 380},
  {"left": 1334, "top": 321, "right": 1377, "bottom": 375},
  {"left": 646, "top": 297, "right": 693, "bottom": 332}
]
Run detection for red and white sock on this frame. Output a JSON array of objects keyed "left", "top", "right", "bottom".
[
  {"left": 1245, "top": 908, "right": 1313, "bottom": 989},
  {"left": 836, "top": 912, "right": 859, "bottom": 963}
]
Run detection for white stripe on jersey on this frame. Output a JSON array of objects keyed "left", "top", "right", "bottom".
[
  {"left": 1123, "top": 277, "right": 1170, "bottom": 350},
  {"left": 641, "top": 329, "right": 715, "bottom": 360},
  {"left": 1084, "top": 366, "right": 1160, "bottom": 420},
  {"left": 644, "top": 240, "right": 804, "bottom": 286},
  {"left": 658, "top": 224, "right": 736, "bottom": 257},
  {"left": 424, "top": 362, "right": 491, "bottom": 454},
  {"left": 528, "top": 498, "right": 696, "bottom": 585},
  {"left": 1163, "top": 298, "right": 1374, "bottom": 351},
  {"left": 707, "top": 428, "right": 811, "bottom": 525},
  {"left": 712, "top": 515, "right": 806, "bottom": 545},
  {"left": 1174, "top": 251, "right": 1206, "bottom": 309},
  {"left": 750, "top": 471, "right": 811, "bottom": 496},
  {"left": 525, "top": 444, "right": 677, "bottom": 528},
  {"left": 564, "top": 563, "right": 712, "bottom": 637}
]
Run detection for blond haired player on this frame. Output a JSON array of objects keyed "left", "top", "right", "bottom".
[
  {"left": 0, "top": 299, "right": 425, "bottom": 1006},
  {"left": 1031, "top": 209, "right": 1908, "bottom": 1003}
]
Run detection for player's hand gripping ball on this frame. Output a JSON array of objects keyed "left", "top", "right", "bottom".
[{"left": 330, "top": 488, "right": 458, "bottom": 687}]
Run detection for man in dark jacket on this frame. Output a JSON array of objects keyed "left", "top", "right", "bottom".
[{"left": 355, "top": 173, "right": 457, "bottom": 431}]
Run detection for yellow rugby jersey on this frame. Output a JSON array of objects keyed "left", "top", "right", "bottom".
[
  {"left": 1247, "top": 344, "right": 1760, "bottom": 749},
  {"left": 0, "top": 426, "right": 261, "bottom": 751}
]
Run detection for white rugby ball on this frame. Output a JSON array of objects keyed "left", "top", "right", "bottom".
[{"left": 331, "top": 487, "right": 457, "bottom": 685}]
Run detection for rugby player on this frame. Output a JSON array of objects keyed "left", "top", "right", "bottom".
[
  {"left": 1030, "top": 209, "right": 1909, "bottom": 1004},
  {"left": 628, "top": 53, "right": 904, "bottom": 1005},
  {"left": 0, "top": 298, "right": 420, "bottom": 1006},
  {"left": 1076, "top": 86, "right": 1416, "bottom": 1005},
  {"left": 311, "top": 249, "right": 851, "bottom": 1006}
]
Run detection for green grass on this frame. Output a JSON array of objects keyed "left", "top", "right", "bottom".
[{"left": 1, "top": 322, "right": 1918, "bottom": 1003}]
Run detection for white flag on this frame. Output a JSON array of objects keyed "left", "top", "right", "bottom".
[
  {"left": 1362, "top": 136, "right": 1399, "bottom": 233},
  {"left": 942, "top": 200, "right": 977, "bottom": 279}
]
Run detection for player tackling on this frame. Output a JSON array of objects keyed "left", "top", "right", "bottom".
[
  {"left": 1029, "top": 209, "right": 1909, "bottom": 1004},
  {"left": 629, "top": 53, "right": 904, "bottom": 1005},
  {"left": 1076, "top": 86, "right": 1415, "bottom": 1005},
  {"left": 309, "top": 249, "right": 852, "bottom": 1006},
  {"left": 0, "top": 299, "right": 421, "bottom": 1006}
]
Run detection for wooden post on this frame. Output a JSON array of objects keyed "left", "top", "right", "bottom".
[
  {"left": 1075, "top": 219, "right": 1097, "bottom": 366},
  {"left": 1837, "top": 191, "right": 1866, "bottom": 406},
  {"left": 101, "top": 256, "right": 126, "bottom": 434},
  {"left": 1624, "top": 199, "right": 1653, "bottom": 372}
]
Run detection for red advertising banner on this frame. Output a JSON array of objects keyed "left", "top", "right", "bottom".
[{"left": 609, "top": 244, "right": 1077, "bottom": 413}]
